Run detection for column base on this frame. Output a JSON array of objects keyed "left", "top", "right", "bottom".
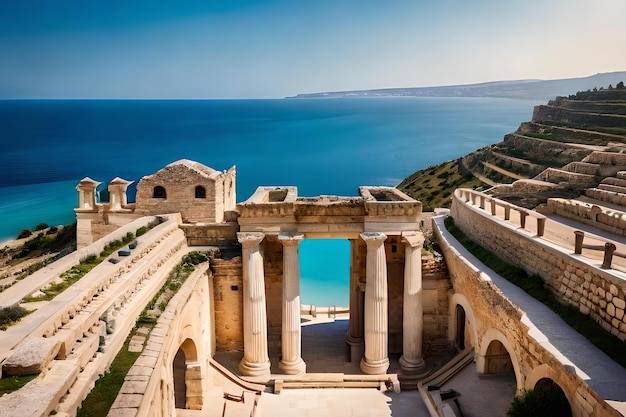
[
  {"left": 278, "top": 357, "right": 306, "bottom": 375},
  {"left": 360, "top": 356, "right": 390, "bottom": 375},
  {"left": 399, "top": 355, "right": 429, "bottom": 376},
  {"left": 345, "top": 335, "right": 365, "bottom": 363},
  {"left": 239, "top": 358, "right": 271, "bottom": 378}
]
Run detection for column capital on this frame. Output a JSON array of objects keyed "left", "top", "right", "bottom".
[
  {"left": 237, "top": 232, "right": 265, "bottom": 246},
  {"left": 402, "top": 231, "right": 425, "bottom": 248},
  {"left": 278, "top": 232, "right": 305, "bottom": 245},
  {"left": 360, "top": 232, "right": 387, "bottom": 244}
]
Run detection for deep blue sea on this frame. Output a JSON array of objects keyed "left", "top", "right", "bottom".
[{"left": 0, "top": 98, "right": 535, "bottom": 306}]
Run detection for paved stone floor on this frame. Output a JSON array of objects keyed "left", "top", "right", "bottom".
[{"left": 215, "top": 318, "right": 518, "bottom": 417}]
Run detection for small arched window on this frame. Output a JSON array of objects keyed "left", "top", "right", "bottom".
[
  {"left": 153, "top": 186, "right": 167, "bottom": 199},
  {"left": 195, "top": 185, "right": 206, "bottom": 199}
]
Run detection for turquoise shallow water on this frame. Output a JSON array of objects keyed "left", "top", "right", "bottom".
[{"left": 0, "top": 98, "right": 535, "bottom": 305}]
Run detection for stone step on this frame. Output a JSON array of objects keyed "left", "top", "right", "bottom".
[
  {"left": 562, "top": 161, "right": 600, "bottom": 175},
  {"left": 598, "top": 183, "right": 626, "bottom": 194},
  {"left": 602, "top": 177, "right": 626, "bottom": 188},
  {"left": 585, "top": 188, "right": 626, "bottom": 208}
]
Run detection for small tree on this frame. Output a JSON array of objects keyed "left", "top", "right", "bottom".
[{"left": 617, "top": 81, "right": 625, "bottom": 89}]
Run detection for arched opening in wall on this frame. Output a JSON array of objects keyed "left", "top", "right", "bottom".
[
  {"left": 508, "top": 378, "right": 572, "bottom": 417},
  {"left": 195, "top": 185, "right": 206, "bottom": 199},
  {"left": 153, "top": 185, "right": 167, "bottom": 199},
  {"left": 172, "top": 338, "right": 202, "bottom": 411},
  {"left": 484, "top": 340, "right": 514, "bottom": 374},
  {"left": 173, "top": 348, "right": 186, "bottom": 408},
  {"left": 299, "top": 239, "right": 351, "bottom": 370},
  {"left": 455, "top": 304, "right": 466, "bottom": 350}
]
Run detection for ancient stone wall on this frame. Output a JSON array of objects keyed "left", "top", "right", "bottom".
[
  {"left": 434, "top": 219, "right": 619, "bottom": 417},
  {"left": 533, "top": 105, "right": 626, "bottom": 130},
  {"left": 451, "top": 192, "right": 626, "bottom": 341},
  {"left": 212, "top": 255, "right": 244, "bottom": 352},
  {"left": 108, "top": 264, "right": 214, "bottom": 417},
  {"left": 534, "top": 167, "right": 597, "bottom": 187},
  {"left": 134, "top": 162, "right": 219, "bottom": 223},
  {"left": 422, "top": 254, "right": 452, "bottom": 355}
]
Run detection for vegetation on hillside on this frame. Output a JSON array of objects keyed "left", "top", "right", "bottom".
[{"left": 397, "top": 159, "right": 484, "bottom": 211}]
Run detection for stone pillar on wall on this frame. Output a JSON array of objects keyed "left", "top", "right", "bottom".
[
  {"left": 76, "top": 177, "right": 100, "bottom": 211},
  {"left": 346, "top": 239, "right": 365, "bottom": 362},
  {"left": 360, "top": 232, "right": 390, "bottom": 375},
  {"left": 399, "top": 232, "right": 428, "bottom": 376},
  {"left": 237, "top": 232, "right": 271, "bottom": 378},
  {"left": 278, "top": 232, "right": 306, "bottom": 375},
  {"left": 108, "top": 177, "right": 132, "bottom": 211}
]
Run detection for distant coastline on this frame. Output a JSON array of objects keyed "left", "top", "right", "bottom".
[{"left": 288, "top": 71, "right": 626, "bottom": 101}]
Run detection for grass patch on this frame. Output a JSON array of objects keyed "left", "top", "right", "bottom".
[
  {"left": 0, "top": 375, "right": 38, "bottom": 396},
  {"left": 444, "top": 216, "right": 626, "bottom": 368},
  {"left": 77, "top": 337, "right": 141, "bottom": 417}
]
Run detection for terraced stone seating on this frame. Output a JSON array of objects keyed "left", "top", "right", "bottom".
[{"left": 0, "top": 214, "right": 189, "bottom": 417}]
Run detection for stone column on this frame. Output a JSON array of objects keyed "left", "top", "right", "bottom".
[
  {"left": 360, "top": 232, "right": 389, "bottom": 375},
  {"left": 237, "top": 232, "right": 271, "bottom": 378},
  {"left": 278, "top": 233, "right": 306, "bottom": 375},
  {"left": 346, "top": 239, "right": 365, "bottom": 362},
  {"left": 399, "top": 232, "right": 428, "bottom": 376}
]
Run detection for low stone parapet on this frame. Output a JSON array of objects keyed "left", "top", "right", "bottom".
[{"left": 544, "top": 198, "right": 626, "bottom": 238}]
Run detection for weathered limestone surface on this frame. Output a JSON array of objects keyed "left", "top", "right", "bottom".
[
  {"left": 2, "top": 336, "right": 61, "bottom": 376},
  {"left": 212, "top": 256, "right": 244, "bottom": 352}
]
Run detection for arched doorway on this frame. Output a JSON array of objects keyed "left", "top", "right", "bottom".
[
  {"left": 173, "top": 348, "right": 187, "bottom": 408},
  {"left": 172, "top": 338, "right": 202, "bottom": 410},
  {"left": 455, "top": 305, "right": 466, "bottom": 350},
  {"left": 484, "top": 340, "right": 514, "bottom": 374},
  {"left": 533, "top": 378, "right": 572, "bottom": 417}
]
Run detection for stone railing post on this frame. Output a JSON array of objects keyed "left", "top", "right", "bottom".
[
  {"left": 278, "top": 233, "right": 306, "bottom": 375},
  {"left": 519, "top": 210, "right": 527, "bottom": 229},
  {"left": 574, "top": 231, "right": 584, "bottom": 255},
  {"left": 490, "top": 199, "right": 496, "bottom": 216},
  {"left": 360, "top": 232, "right": 389, "bottom": 375},
  {"left": 536, "top": 217, "right": 546, "bottom": 237},
  {"left": 399, "top": 232, "right": 428, "bottom": 376},
  {"left": 479, "top": 195, "right": 485, "bottom": 210},
  {"left": 504, "top": 205, "right": 511, "bottom": 221},
  {"left": 602, "top": 242, "right": 616, "bottom": 269},
  {"left": 237, "top": 232, "right": 271, "bottom": 378}
]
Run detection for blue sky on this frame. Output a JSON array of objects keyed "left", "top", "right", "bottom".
[{"left": 1, "top": 0, "right": 625, "bottom": 98}]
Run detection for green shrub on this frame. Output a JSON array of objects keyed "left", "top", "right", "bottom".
[
  {"left": 0, "top": 305, "right": 29, "bottom": 330},
  {"left": 35, "top": 223, "right": 49, "bottom": 231},
  {"left": 506, "top": 384, "right": 571, "bottom": 417},
  {"left": 16, "top": 229, "right": 32, "bottom": 240},
  {"left": 79, "top": 253, "right": 98, "bottom": 264}
]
